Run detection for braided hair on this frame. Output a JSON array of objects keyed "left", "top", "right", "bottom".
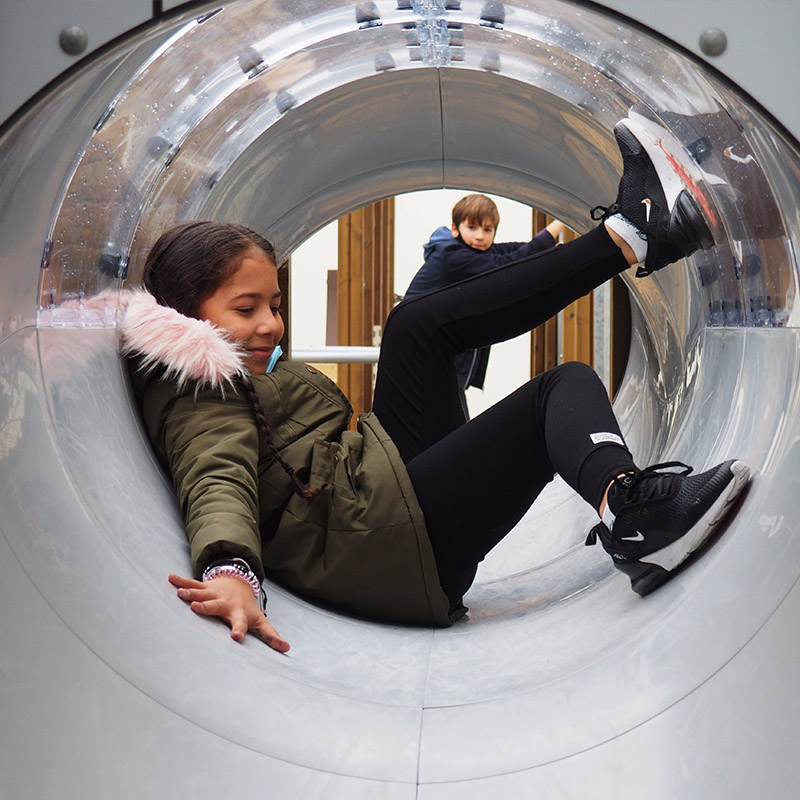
[
  {"left": 143, "top": 220, "right": 318, "bottom": 500},
  {"left": 238, "top": 374, "right": 319, "bottom": 499}
]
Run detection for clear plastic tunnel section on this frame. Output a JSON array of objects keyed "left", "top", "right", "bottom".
[{"left": 20, "top": 0, "right": 799, "bottom": 333}]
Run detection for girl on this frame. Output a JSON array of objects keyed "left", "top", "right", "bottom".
[{"left": 122, "top": 116, "right": 750, "bottom": 651}]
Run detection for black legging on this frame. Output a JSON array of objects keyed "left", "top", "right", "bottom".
[{"left": 373, "top": 225, "right": 638, "bottom": 605}]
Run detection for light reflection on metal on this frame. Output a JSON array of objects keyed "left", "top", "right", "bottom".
[
  {"left": 410, "top": 0, "right": 453, "bottom": 65},
  {"left": 290, "top": 346, "right": 380, "bottom": 363}
]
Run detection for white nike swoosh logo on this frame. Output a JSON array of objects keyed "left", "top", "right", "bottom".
[
  {"left": 641, "top": 198, "right": 652, "bottom": 222},
  {"left": 621, "top": 531, "right": 645, "bottom": 541},
  {"left": 723, "top": 146, "right": 756, "bottom": 165}
]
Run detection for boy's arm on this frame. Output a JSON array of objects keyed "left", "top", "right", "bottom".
[
  {"left": 441, "top": 224, "right": 560, "bottom": 279},
  {"left": 490, "top": 224, "right": 562, "bottom": 260}
]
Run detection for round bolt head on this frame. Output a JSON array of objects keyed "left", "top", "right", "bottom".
[
  {"left": 59, "top": 26, "right": 89, "bottom": 56},
  {"left": 699, "top": 28, "right": 727, "bottom": 57}
]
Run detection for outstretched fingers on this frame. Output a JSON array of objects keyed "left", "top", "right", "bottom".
[
  {"left": 169, "top": 571, "right": 291, "bottom": 652},
  {"left": 252, "top": 615, "right": 291, "bottom": 653},
  {"left": 228, "top": 608, "right": 249, "bottom": 642},
  {"left": 188, "top": 596, "right": 228, "bottom": 616},
  {"left": 169, "top": 572, "right": 203, "bottom": 591}
]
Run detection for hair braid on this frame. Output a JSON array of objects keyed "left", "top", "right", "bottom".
[{"left": 238, "top": 376, "right": 319, "bottom": 500}]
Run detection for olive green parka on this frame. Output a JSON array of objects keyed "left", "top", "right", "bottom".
[{"left": 121, "top": 289, "right": 460, "bottom": 626}]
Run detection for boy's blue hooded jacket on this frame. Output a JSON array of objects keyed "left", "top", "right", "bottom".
[{"left": 405, "top": 225, "right": 556, "bottom": 298}]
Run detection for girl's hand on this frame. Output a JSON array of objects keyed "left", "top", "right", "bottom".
[{"left": 168, "top": 573, "right": 290, "bottom": 653}]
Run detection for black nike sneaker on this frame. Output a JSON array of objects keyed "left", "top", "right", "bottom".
[
  {"left": 585, "top": 459, "right": 750, "bottom": 596},
  {"left": 650, "top": 105, "right": 782, "bottom": 236},
  {"left": 593, "top": 113, "right": 715, "bottom": 277}
]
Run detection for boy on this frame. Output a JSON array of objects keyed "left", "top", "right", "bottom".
[{"left": 404, "top": 194, "right": 564, "bottom": 415}]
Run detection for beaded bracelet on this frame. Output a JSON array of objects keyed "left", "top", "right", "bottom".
[{"left": 202, "top": 558, "right": 267, "bottom": 612}]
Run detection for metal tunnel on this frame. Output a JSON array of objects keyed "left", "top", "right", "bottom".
[{"left": 1, "top": 1, "right": 799, "bottom": 796}]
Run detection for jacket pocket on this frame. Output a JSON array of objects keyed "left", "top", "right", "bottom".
[{"left": 310, "top": 437, "right": 355, "bottom": 499}]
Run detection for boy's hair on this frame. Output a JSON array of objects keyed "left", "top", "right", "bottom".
[{"left": 451, "top": 194, "right": 500, "bottom": 229}]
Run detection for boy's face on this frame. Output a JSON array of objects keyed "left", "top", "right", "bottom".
[{"left": 452, "top": 219, "right": 496, "bottom": 251}]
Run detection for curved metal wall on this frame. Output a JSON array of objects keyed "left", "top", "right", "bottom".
[{"left": 1, "top": 1, "right": 799, "bottom": 797}]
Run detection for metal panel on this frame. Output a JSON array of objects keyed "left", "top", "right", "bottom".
[
  {"left": 599, "top": 0, "right": 800, "bottom": 138},
  {"left": 3, "top": 1, "right": 800, "bottom": 144},
  {"left": 0, "top": 0, "right": 153, "bottom": 124}
]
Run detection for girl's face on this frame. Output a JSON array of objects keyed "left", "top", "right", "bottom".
[{"left": 197, "top": 247, "right": 285, "bottom": 375}]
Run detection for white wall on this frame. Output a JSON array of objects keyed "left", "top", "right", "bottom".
[
  {"left": 291, "top": 189, "right": 538, "bottom": 417},
  {"left": 289, "top": 220, "right": 338, "bottom": 348}
]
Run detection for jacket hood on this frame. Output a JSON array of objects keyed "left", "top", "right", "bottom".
[
  {"left": 422, "top": 225, "right": 454, "bottom": 260},
  {"left": 119, "top": 289, "right": 247, "bottom": 390}
]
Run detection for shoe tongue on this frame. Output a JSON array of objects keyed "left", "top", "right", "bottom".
[
  {"left": 628, "top": 469, "right": 680, "bottom": 503},
  {"left": 608, "top": 469, "right": 678, "bottom": 512}
]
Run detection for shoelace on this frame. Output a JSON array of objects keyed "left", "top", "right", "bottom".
[
  {"left": 585, "top": 461, "right": 693, "bottom": 547},
  {"left": 590, "top": 203, "right": 617, "bottom": 221},
  {"left": 614, "top": 461, "right": 693, "bottom": 505}
]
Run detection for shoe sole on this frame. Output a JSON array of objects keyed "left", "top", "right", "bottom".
[
  {"left": 618, "top": 115, "right": 715, "bottom": 251},
  {"left": 617, "top": 460, "right": 751, "bottom": 596},
  {"left": 672, "top": 190, "right": 715, "bottom": 252},
  {"left": 628, "top": 108, "right": 728, "bottom": 188}
]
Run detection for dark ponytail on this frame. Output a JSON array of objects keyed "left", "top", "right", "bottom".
[{"left": 239, "top": 375, "right": 319, "bottom": 500}]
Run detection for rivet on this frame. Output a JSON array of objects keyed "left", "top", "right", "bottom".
[
  {"left": 374, "top": 52, "right": 396, "bottom": 72},
  {"left": 59, "top": 26, "right": 89, "bottom": 56},
  {"left": 699, "top": 28, "right": 727, "bottom": 57}
]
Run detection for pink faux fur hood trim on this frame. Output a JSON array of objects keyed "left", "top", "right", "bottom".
[{"left": 119, "top": 289, "right": 247, "bottom": 390}]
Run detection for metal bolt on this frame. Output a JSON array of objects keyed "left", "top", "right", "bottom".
[
  {"left": 59, "top": 26, "right": 88, "bottom": 56},
  {"left": 699, "top": 28, "right": 727, "bottom": 57}
]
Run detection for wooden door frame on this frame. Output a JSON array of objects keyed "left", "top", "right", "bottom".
[{"left": 336, "top": 198, "right": 395, "bottom": 420}]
